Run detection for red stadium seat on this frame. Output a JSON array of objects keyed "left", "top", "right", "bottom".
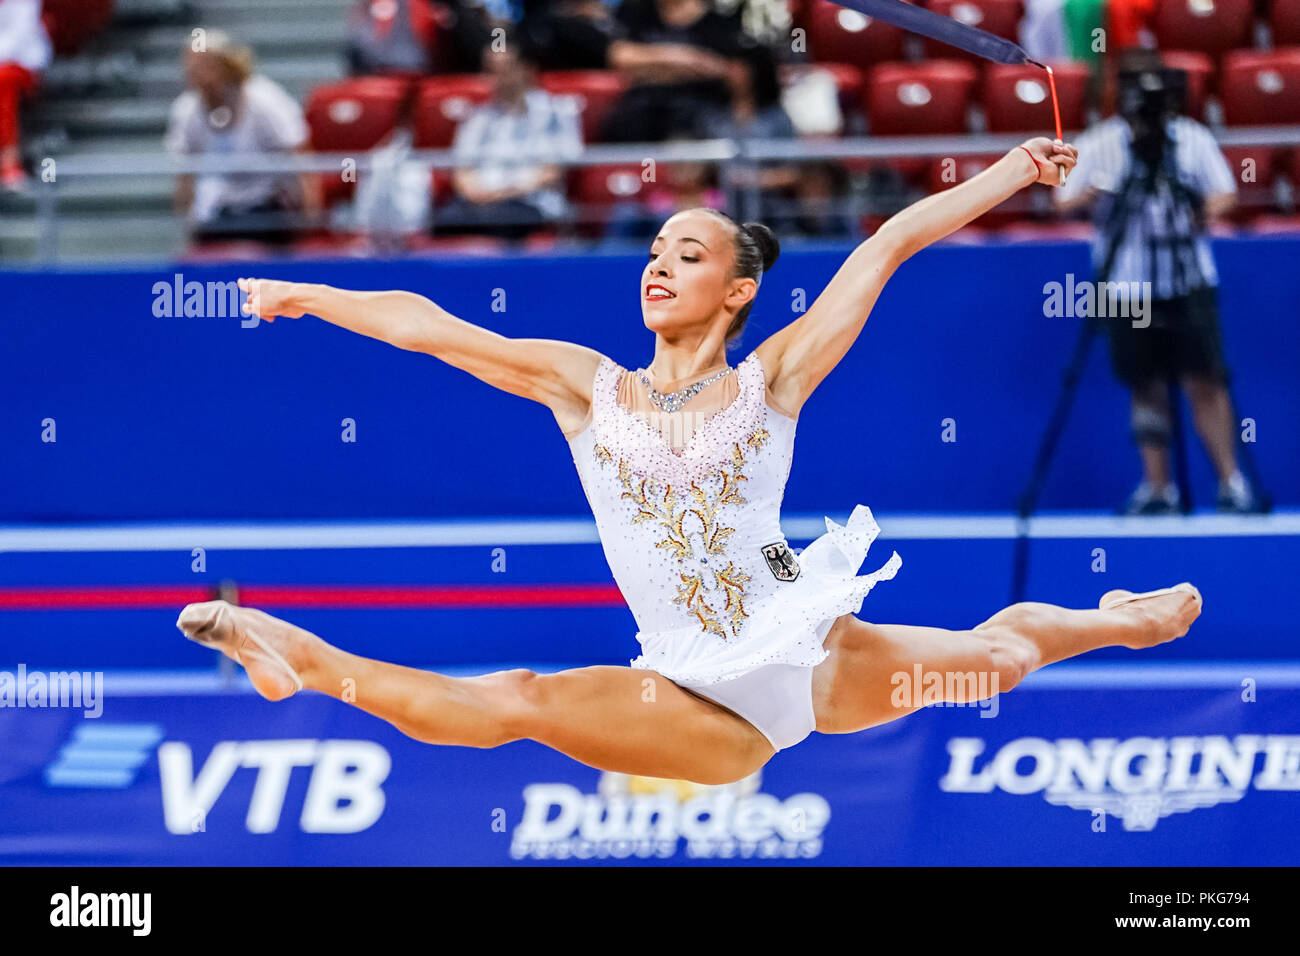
[
  {"left": 572, "top": 163, "right": 654, "bottom": 207},
  {"left": 1158, "top": 50, "right": 1215, "bottom": 120},
  {"left": 1273, "top": 0, "right": 1300, "bottom": 46},
  {"left": 538, "top": 70, "right": 626, "bottom": 143},
  {"left": 983, "top": 62, "right": 1089, "bottom": 133},
  {"left": 1221, "top": 49, "right": 1300, "bottom": 125},
  {"left": 921, "top": 0, "right": 1023, "bottom": 62},
  {"left": 41, "top": 0, "right": 114, "bottom": 56},
  {"left": 806, "top": 0, "right": 907, "bottom": 65},
  {"left": 570, "top": 163, "right": 658, "bottom": 237},
  {"left": 1151, "top": 0, "right": 1255, "bottom": 58},
  {"left": 412, "top": 74, "right": 495, "bottom": 148},
  {"left": 865, "top": 60, "right": 978, "bottom": 183},
  {"left": 1221, "top": 145, "right": 1282, "bottom": 221},
  {"left": 305, "top": 76, "right": 412, "bottom": 151},
  {"left": 866, "top": 60, "right": 979, "bottom": 134},
  {"left": 305, "top": 76, "right": 413, "bottom": 207}
]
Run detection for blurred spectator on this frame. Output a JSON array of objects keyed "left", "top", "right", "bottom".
[
  {"left": 518, "top": 0, "right": 743, "bottom": 99},
  {"left": 1056, "top": 49, "right": 1262, "bottom": 515},
  {"left": 164, "top": 32, "right": 321, "bottom": 246},
  {"left": 762, "top": 159, "right": 855, "bottom": 238},
  {"left": 346, "top": 0, "right": 494, "bottom": 75},
  {"left": 434, "top": 39, "right": 583, "bottom": 241},
  {"left": 598, "top": 0, "right": 778, "bottom": 143},
  {"left": 606, "top": 135, "right": 725, "bottom": 239},
  {"left": 0, "top": 0, "right": 52, "bottom": 191},
  {"left": 351, "top": 90, "right": 432, "bottom": 251},
  {"left": 347, "top": 0, "right": 439, "bottom": 74},
  {"left": 518, "top": 0, "right": 628, "bottom": 70}
]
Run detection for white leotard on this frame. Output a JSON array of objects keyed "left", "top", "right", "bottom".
[{"left": 566, "top": 349, "right": 901, "bottom": 688}]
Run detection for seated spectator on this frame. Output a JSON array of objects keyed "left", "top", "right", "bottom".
[
  {"left": 522, "top": 0, "right": 759, "bottom": 141},
  {"left": 433, "top": 39, "right": 583, "bottom": 241},
  {"left": 346, "top": 0, "right": 494, "bottom": 76},
  {"left": 350, "top": 89, "right": 433, "bottom": 251},
  {"left": 164, "top": 32, "right": 321, "bottom": 246},
  {"left": 596, "top": 0, "right": 775, "bottom": 142},
  {"left": 0, "top": 0, "right": 52, "bottom": 191}
]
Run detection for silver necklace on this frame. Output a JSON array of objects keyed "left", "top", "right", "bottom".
[{"left": 635, "top": 363, "right": 733, "bottom": 413}]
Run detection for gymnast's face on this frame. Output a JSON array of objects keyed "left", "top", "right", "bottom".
[{"left": 642, "top": 210, "right": 753, "bottom": 339}]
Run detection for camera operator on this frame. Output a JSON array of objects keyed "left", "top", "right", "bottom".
[{"left": 1056, "top": 48, "right": 1262, "bottom": 515}]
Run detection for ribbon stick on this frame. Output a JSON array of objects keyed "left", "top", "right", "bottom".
[{"left": 827, "top": 0, "right": 1067, "bottom": 184}]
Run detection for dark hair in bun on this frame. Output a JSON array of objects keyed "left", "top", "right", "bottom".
[
  {"left": 692, "top": 210, "right": 779, "bottom": 349},
  {"left": 740, "top": 221, "right": 780, "bottom": 273}
]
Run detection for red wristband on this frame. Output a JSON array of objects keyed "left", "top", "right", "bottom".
[{"left": 1019, "top": 145, "right": 1043, "bottom": 180}]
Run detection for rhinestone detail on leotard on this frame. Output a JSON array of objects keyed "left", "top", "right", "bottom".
[{"left": 585, "top": 352, "right": 776, "bottom": 640}]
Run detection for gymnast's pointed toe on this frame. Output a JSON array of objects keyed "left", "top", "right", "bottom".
[
  {"left": 177, "top": 600, "right": 307, "bottom": 702},
  {"left": 177, "top": 599, "right": 232, "bottom": 644}
]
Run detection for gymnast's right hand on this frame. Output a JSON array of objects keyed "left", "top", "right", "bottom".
[{"left": 237, "top": 277, "right": 306, "bottom": 323}]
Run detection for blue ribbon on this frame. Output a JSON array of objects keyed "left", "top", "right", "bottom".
[{"left": 827, "top": 0, "right": 1041, "bottom": 66}]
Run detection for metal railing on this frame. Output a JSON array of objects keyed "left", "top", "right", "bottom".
[{"left": 27, "top": 126, "right": 1300, "bottom": 261}]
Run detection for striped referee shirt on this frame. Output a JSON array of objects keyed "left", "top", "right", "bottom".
[{"left": 1055, "top": 115, "right": 1238, "bottom": 299}]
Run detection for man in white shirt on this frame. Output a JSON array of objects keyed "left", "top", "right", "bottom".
[
  {"left": 434, "top": 38, "right": 583, "bottom": 241},
  {"left": 1055, "top": 49, "right": 1261, "bottom": 515},
  {"left": 164, "top": 31, "right": 320, "bottom": 245}
]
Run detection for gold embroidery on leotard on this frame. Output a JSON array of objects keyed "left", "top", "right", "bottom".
[{"left": 599, "top": 429, "right": 770, "bottom": 641}]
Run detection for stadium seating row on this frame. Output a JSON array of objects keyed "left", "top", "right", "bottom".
[{"left": 305, "top": 50, "right": 1300, "bottom": 157}]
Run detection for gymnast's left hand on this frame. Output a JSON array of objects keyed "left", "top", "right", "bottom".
[
  {"left": 237, "top": 277, "right": 306, "bottom": 323},
  {"left": 1018, "top": 136, "right": 1078, "bottom": 187}
]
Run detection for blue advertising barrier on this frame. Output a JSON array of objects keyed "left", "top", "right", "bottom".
[
  {"left": 1, "top": 667, "right": 1296, "bottom": 865},
  {"left": 3, "top": 236, "right": 1297, "bottom": 522},
  {"left": 2, "top": 514, "right": 1297, "bottom": 668}
]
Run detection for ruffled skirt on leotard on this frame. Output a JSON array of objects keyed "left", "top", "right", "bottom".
[{"left": 629, "top": 504, "right": 902, "bottom": 686}]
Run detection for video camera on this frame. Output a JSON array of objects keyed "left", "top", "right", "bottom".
[{"left": 1116, "top": 64, "right": 1189, "bottom": 173}]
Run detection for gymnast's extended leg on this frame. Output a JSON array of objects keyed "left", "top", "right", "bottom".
[
  {"left": 813, "top": 587, "right": 1202, "bottom": 734},
  {"left": 177, "top": 600, "right": 774, "bottom": 784}
]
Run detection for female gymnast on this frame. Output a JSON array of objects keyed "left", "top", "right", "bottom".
[{"left": 177, "top": 136, "right": 1202, "bottom": 785}]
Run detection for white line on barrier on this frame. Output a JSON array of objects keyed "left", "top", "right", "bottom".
[{"left": 0, "top": 512, "right": 1296, "bottom": 553}]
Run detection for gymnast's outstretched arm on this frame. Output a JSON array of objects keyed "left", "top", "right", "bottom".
[
  {"left": 755, "top": 136, "right": 1078, "bottom": 417},
  {"left": 236, "top": 277, "right": 604, "bottom": 430}
]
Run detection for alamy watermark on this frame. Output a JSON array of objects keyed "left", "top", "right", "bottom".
[
  {"left": 891, "top": 665, "right": 1000, "bottom": 718},
  {"left": 152, "top": 273, "right": 263, "bottom": 328},
  {"left": 0, "top": 664, "right": 103, "bottom": 718},
  {"left": 1043, "top": 274, "right": 1152, "bottom": 328}
]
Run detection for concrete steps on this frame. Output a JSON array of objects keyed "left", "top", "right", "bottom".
[{"left": 9, "top": 0, "right": 353, "bottom": 263}]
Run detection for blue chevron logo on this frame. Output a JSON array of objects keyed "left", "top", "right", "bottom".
[{"left": 44, "top": 723, "right": 165, "bottom": 788}]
